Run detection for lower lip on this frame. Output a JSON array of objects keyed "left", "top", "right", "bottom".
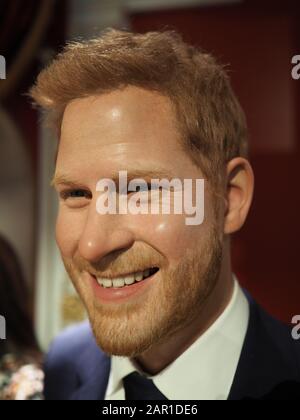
[{"left": 88, "top": 271, "right": 158, "bottom": 303}]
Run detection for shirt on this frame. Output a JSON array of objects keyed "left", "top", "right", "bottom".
[{"left": 104, "top": 275, "right": 249, "bottom": 400}]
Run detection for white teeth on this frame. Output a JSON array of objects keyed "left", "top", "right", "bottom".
[
  {"left": 96, "top": 268, "right": 156, "bottom": 288},
  {"left": 134, "top": 272, "right": 143, "bottom": 282},
  {"left": 112, "top": 278, "right": 125, "bottom": 288},
  {"left": 102, "top": 279, "right": 112, "bottom": 288},
  {"left": 124, "top": 276, "right": 135, "bottom": 285}
]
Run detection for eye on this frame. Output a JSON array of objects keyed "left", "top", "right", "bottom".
[
  {"left": 148, "top": 183, "right": 164, "bottom": 191},
  {"left": 130, "top": 183, "right": 151, "bottom": 193},
  {"left": 59, "top": 189, "right": 92, "bottom": 201},
  {"left": 124, "top": 183, "right": 163, "bottom": 194}
]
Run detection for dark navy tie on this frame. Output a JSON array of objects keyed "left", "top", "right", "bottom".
[{"left": 123, "top": 371, "right": 168, "bottom": 400}]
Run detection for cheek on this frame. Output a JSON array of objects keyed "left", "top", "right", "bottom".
[
  {"left": 129, "top": 213, "right": 210, "bottom": 262},
  {"left": 55, "top": 208, "right": 83, "bottom": 258}
]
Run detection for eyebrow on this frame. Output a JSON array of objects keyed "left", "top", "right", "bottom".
[
  {"left": 50, "top": 175, "right": 87, "bottom": 189},
  {"left": 51, "top": 167, "right": 176, "bottom": 189}
]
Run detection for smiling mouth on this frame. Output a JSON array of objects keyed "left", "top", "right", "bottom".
[{"left": 93, "top": 267, "right": 159, "bottom": 288}]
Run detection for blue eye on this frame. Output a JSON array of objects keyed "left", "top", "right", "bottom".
[{"left": 60, "top": 189, "right": 92, "bottom": 200}]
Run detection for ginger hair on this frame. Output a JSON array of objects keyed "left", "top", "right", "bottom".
[{"left": 29, "top": 28, "right": 248, "bottom": 187}]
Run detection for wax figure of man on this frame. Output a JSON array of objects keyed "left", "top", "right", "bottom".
[{"left": 30, "top": 29, "right": 300, "bottom": 400}]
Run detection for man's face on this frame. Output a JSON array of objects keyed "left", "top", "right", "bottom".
[{"left": 54, "top": 87, "right": 223, "bottom": 357}]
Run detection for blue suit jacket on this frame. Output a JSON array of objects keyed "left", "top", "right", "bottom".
[{"left": 44, "top": 295, "right": 300, "bottom": 400}]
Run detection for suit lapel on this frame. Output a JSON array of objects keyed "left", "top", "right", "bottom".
[{"left": 228, "top": 294, "right": 299, "bottom": 400}]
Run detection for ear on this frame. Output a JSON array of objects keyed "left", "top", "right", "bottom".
[{"left": 224, "top": 157, "right": 254, "bottom": 235}]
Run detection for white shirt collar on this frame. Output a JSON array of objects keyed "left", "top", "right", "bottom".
[{"left": 105, "top": 276, "right": 249, "bottom": 400}]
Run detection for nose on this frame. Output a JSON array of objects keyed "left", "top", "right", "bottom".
[{"left": 78, "top": 206, "right": 135, "bottom": 263}]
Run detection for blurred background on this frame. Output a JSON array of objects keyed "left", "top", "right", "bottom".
[{"left": 0, "top": 0, "right": 299, "bottom": 350}]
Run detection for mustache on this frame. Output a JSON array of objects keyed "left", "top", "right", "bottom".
[{"left": 72, "top": 249, "right": 164, "bottom": 278}]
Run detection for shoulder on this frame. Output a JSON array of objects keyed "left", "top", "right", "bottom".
[
  {"left": 46, "top": 321, "right": 94, "bottom": 365},
  {"left": 251, "top": 296, "right": 300, "bottom": 370},
  {"left": 44, "top": 321, "right": 106, "bottom": 400},
  {"left": 230, "top": 293, "right": 300, "bottom": 400}
]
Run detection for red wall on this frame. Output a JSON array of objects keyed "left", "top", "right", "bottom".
[{"left": 130, "top": 1, "right": 300, "bottom": 323}]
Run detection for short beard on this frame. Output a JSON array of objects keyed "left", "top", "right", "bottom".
[{"left": 63, "top": 225, "right": 222, "bottom": 358}]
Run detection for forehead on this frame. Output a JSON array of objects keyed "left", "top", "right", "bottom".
[
  {"left": 56, "top": 86, "right": 202, "bottom": 182},
  {"left": 59, "top": 86, "right": 182, "bottom": 157}
]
